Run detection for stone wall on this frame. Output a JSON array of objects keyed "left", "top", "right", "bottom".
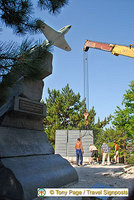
[{"left": 55, "top": 130, "right": 93, "bottom": 163}]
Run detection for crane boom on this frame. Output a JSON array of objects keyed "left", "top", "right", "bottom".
[{"left": 83, "top": 40, "right": 134, "bottom": 58}]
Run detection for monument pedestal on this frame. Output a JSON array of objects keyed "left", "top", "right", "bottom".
[
  {"left": 0, "top": 54, "right": 78, "bottom": 200},
  {"left": 0, "top": 127, "right": 78, "bottom": 200}
]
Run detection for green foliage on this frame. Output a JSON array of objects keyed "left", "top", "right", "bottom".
[
  {"left": 93, "top": 115, "right": 112, "bottom": 144},
  {"left": 112, "top": 81, "right": 134, "bottom": 141},
  {"left": 0, "top": 0, "right": 32, "bottom": 33},
  {"left": 0, "top": 41, "right": 19, "bottom": 75},
  {"left": 112, "top": 81, "right": 134, "bottom": 164},
  {"left": 95, "top": 128, "right": 129, "bottom": 161},
  {"left": 0, "top": 0, "right": 68, "bottom": 34},
  {"left": 95, "top": 81, "right": 134, "bottom": 164},
  {"left": 44, "top": 84, "right": 86, "bottom": 146},
  {"left": 127, "top": 154, "right": 134, "bottom": 165},
  {"left": 0, "top": 0, "right": 69, "bottom": 105},
  {"left": 0, "top": 39, "right": 50, "bottom": 106},
  {"left": 44, "top": 84, "right": 112, "bottom": 147},
  {"left": 38, "top": 0, "right": 68, "bottom": 14}
]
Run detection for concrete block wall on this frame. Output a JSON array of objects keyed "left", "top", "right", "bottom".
[
  {"left": 55, "top": 130, "right": 93, "bottom": 163},
  {"left": 55, "top": 130, "right": 67, "bottom": 157}
]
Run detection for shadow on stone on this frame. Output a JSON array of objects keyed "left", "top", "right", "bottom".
[{"left": 0, "top": 159, "right": 24, "bottom": 200}]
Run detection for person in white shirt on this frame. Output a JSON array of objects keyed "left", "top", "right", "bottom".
[{"left": 89, "top": 144, "right": 99, "bottom": 163}]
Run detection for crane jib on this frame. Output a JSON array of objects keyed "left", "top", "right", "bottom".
[{"left": 83, "top": 40, "right": 134, "bottom": 58}]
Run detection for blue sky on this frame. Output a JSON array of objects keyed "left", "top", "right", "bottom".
[{"left": 1, "top": 0, "right": 134, "bottom": 123}]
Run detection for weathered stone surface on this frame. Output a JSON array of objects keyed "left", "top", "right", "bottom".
[
  {"left": 0, "top": 127, "right": 78, "bottom": 200},
  {"left": 0, "top": 159, "right": 24, "bottom": 200},
  {"left": 0, "top": 52, "right": 53, "bottom": 116},
  {"left": 0, "top": 111, "right": 45, "bottom": 131},
  {"left": 0, "top": 97, "right": 46, "bottom": 130},
  {"left": 19, "top": 79, "right": 44, "bottom": 101},
  {"left": 0, "top": 127, "right": 54, "bottom": 157},
  {"left": 0, "top": 81, "right": 46, "bottom": 118},
  {"left": 39, "top": 51, "right": 53, "bottom": 79},
  {"left": 2, "top": 155, "right": 78, "bottom": 200},
  {"left": 8, "top": 78, "right": 44, "bottom": 102}
]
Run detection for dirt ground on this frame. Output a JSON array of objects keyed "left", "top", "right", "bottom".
[
  {"left": 44, "top": 163, "right": 134, "bottom": 200},
  {"left": 71, "top": 163, "right": 134, "bottom": 187},
  {"left": 70, "top": 163, "right": 134, "bottom": 199}
]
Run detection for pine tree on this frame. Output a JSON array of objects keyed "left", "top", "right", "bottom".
[
  {"left": 112, "top": 81, "right": 134, "bottom": 163},
  {"left": 95, "top": 81, "right": 134, "bottom": 164},
  {"left": 0, "top": 0, "right": 69, "bottom": 34},
  {"left": 113, "top": 81, "right": 134, "bottom": 139},
  {"left": 44, "top": 84, "right": 112, "bottom": 147},
  {"left": 0, "top": 39, "right": 51, "bottom": 105},
  {"left": 0, "top": 0, "right": 69, "bottom": 77},
  {"left": 0, "top": 0, "right": 69, "bottom": 105},
  {"left": 44, "top": 84, "right": 86, "bottom": 146}
]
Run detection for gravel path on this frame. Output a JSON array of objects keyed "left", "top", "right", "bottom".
[
  {"left": 70, "top": 164, "right": 134, "bottom": 200},
  {"left": 71, "top": 164, "right": 134, "bottom": 189},
  {"left": 36, "top": 164, "right": 134, "bottom": 200}
]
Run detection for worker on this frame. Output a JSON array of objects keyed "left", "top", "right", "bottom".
[
  {"left": 101, "top": 143, "right": 111, "bottom": 165},
  {"left": 114, "top": 141, "right": 119, "bottom": 163},
  {"left": 89, "top": 144, "right": 99, "bottom": 164},
  {"left": 75, "top": 138, "right": 84, "bottom": 166}
]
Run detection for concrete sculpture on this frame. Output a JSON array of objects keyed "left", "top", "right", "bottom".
[{"left": 0, "top": 23, "right": 78, "bottom": 199}]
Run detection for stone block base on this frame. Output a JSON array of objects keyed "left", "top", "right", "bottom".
[
  {"left": 0, "top": 127, "right": 78, "bottom": 200},
  {"left": 2, "top": 154, "right": 78, "bottom": 200}
]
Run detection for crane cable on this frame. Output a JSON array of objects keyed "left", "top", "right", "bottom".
[{"left": 83, "top": 51, "right": 89, "bottom": 111}]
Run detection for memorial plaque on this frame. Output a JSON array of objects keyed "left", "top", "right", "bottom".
[{"left": 14, "top": 96, "right": 46, "bottom": 117}]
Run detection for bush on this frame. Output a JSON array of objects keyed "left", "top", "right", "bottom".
[{"left": 127, "top": 154, "right": 134, "bottom": 165}]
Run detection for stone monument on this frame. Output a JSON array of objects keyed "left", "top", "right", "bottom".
[{"left": 0, "top": 51, "right": 78, "bottom": 200}]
